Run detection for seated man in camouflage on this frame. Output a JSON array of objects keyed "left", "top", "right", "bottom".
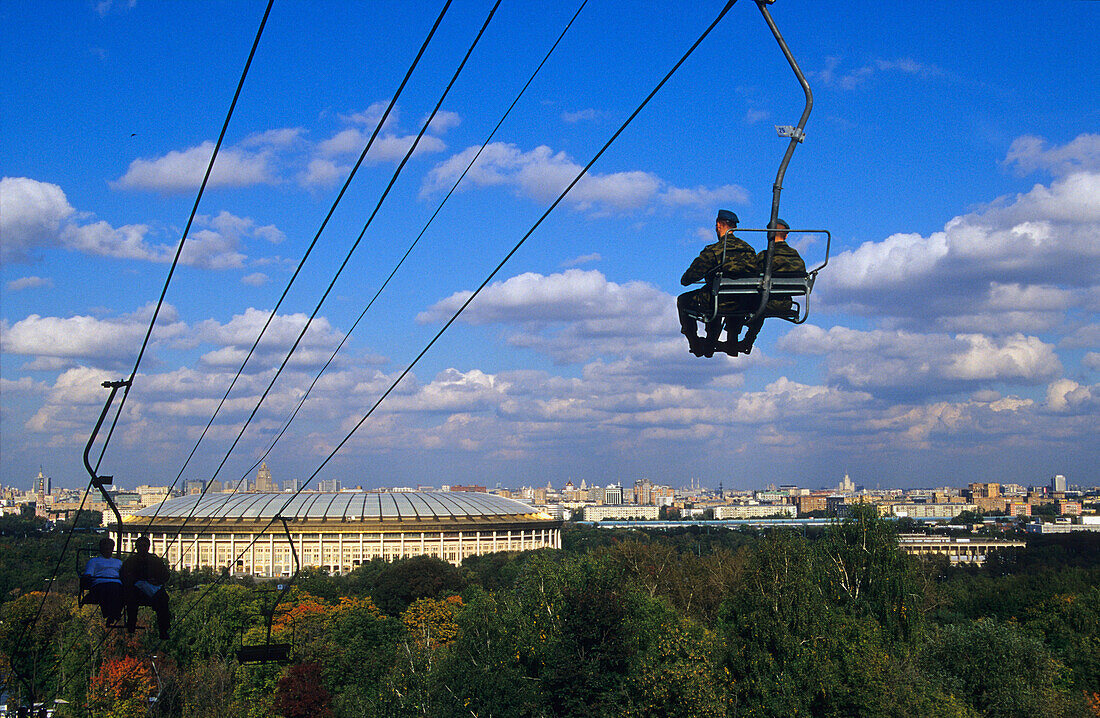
[
  {"left": 736, "top": 218, "right": 806, "bottom": 354},
  {"left": 677, "top": 209, "right": 760, "bottom": 357}
]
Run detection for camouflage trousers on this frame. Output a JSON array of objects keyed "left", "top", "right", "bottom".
[{"left": 677, "top": 288, "right": 754, "bottom": 337}]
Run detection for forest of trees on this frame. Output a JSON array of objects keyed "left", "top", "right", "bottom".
[{"left": 2, "top": 507, "right": 1098, "bottom": 717}]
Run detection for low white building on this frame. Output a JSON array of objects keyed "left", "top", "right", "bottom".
[
  {"left": 583, "top": 505, "right": 660, "bottom": 521},
  {"left": 714, "top": 504, "right": 797, "bottom": 520}
]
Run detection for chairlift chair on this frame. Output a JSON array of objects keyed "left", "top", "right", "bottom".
[
  {"left": 236, "top": 515, "right": 299, "bottom": 665},
  {"left": 684, "top": 1, "right": 831, "bottom": 343},
  {"left": 686, "top": 226, "right": 830, "bottom": 335}
]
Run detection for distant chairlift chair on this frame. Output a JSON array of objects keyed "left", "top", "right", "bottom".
[{"left": 236, "top": 515, "right": 299, "bottom": 664}]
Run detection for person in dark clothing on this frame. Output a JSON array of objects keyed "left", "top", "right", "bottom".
[
  {"left": 121, "top": 535, "right": 171, "bottom": 640},
  {"left": 677, "top": 209, "right": 760, "bottom": 357},
  {"left": 736, "top": 218, "right": 806, "bottom": 354},
  {"left": 81, "top": 537, "right": 123, "bottom": 625}
]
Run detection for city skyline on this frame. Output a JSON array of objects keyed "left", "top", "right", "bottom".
[
  {"left": 8, "top": 463, "right": 1092, "bottom": 499},
  {"left": 2, "top": 1, "right": 1098, "bottom": 493}
]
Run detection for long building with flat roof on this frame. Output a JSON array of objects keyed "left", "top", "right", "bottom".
[{"left": 120, "top": 491, "right": 561, "bottom": 576}]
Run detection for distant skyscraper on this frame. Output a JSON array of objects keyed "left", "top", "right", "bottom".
[
  {"left": 255, "top": 462, "right": 277, "bottom": 492},
  {"left": 1051, "top": 474, "right": 1067, "bottom": 493},
  {"left": 283, "top": 479, "right": 301, "bottom": 492},
  {"left": 837, "top": 473, "right": 856, "bottom": 494},
  {"left": 318, "top": 479, "right": 341, "bottom": 493},
  {"left": 33, "top": 468, "right": 51, "bottom": 496}
]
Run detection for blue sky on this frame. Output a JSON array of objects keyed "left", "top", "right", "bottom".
[{"left": 2, "top": 0, "right": 1098, "bottom": 493}]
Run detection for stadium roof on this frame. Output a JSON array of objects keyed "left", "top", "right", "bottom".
[{"left": 127, "top": 491, "right": 548, "bottom": 522}]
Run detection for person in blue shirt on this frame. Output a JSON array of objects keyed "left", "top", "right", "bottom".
[{"left": 82, "top": 537, "right": 123, "bottom": 625}]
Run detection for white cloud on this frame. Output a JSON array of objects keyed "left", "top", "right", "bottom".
[
  {"left": 0, "top": 177, "right": 74, "bottom": 262},
  {"left": 423, "top": 142, "right": 744, "bottom": 215},
  {"left": 423, "top": 110, "right": 460, "bottom": 134},
  {"left": 561, "top": 109, "right": 601, "bottom": 123},
  {"left": 95, "top": 0, "right": 135, "bottom": 16},
  {"left": 780, "top": 325, "right": 1061, "bottom": 391},
  {"left": 0, "top": 178, "right": 282, "bottom": 268},
  {"left": 416, "top": 269, "right": 756, "bottom": 378},
  {"left": 112, "top": 141, "right": 277, "bottom": 192},
  {"left": 241, "top": 273, "right": 269, "bottom": 287},
  {"left": 1062, "top": 323, "right": 1100, "bottom": 349},
  {"left": 302, "top": 105, "right": 453, "bottom": 185},
  {"left": 1, "top": 304, "right": 187, "bottom": 370},
  {"left": 299, "top": 158, "right": 348, "bottom": 187},
  {"left": 193, "top": 308, "right": 345, "bottom": 368},
  {"left": 944, "top": 333, "right": 1061, "bottom": 381},
  {"left": 1004, "top": 133, "right": 1100, "bottom": 177},
  {"left": 62, "top": 220, "right": 162, "bottom": 261},
  {"left": 318, "top": 128, "right": 366, "bottom": 158},
  {"left": 816, "top": 56, "right": 943, "bottom": 90},
  {"left": 744, "top": 109, "right": 770, "bottom": 124},
  {"left": 417, "top": 269, "right": 667, "bottom": 326},
  {"left": 660, "top": 184, "right": 749, "bottom": 208},
  {"left": 1044, "top": 378, "right": 1095, "bottom": 413},
  {"left": 820, "top": 148, "right": 1100, "bottom": 333},
  {"left": 561, "top": 253, "right": 601, "bottom": 268},
  {"left": 344, "top": 101, "right": 401, "bottom": 130},
  {"left": 6, "top": 276, "right": 53, "bottom": 292},
  {"left": 240, "top": 127, "right": 304, "bottom": 149},
  {"left": 369, "top": 134, "right": 446, "bottom": 163}
]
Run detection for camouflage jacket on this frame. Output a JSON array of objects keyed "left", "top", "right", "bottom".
[
  {"left": 756, "top": 242, "right": 807, "bottom": 311},
  {"left": 756, "top": 241, "right": 806, "bottom": 275},
  {"left": 680, "top": 232, "right": 759, "bottom": 286}
]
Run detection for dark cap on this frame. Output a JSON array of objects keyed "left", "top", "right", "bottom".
[
  {"left": 716, "top": 209, "right": 738, "bottom": 226},
  {"left": 773, "top": 218, "right": 790, "bottom": 230}
]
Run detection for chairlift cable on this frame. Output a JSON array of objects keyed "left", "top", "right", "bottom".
[
  {"left": 169, "top": 0, "right": 740, "bottom": 634},
  {"left": 159, "top": 0, "right": 500, "bottom": 563},
  {"left": 138, "top": 0, "right": 456, "bottom": 536},
  {"left": 168, "top": 0, "right": 589, "bottom": 574},
  {"left": 50, "top": 0, "right": 737, "bottom": 701},
  {"left": 20, "top": 0, "right": 276, "bottom": 700}
]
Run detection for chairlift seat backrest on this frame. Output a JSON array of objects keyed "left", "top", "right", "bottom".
[{"left": 236, "top": 642, "right": 292, "bottom": 664}]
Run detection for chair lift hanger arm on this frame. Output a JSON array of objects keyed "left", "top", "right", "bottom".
[
  {"left": 82, "top": 379, "right": 131, "bottom": 546},
  {"left": 746, "top": 0, "right": 814, "bottom": 326}
]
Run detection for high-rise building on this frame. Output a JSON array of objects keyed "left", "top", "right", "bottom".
[
  {"left": 185, "top": 479, "right": 206, "bottom": 495},
  {"left": 33, "top": 468, "right": 51, "bottom": 496},
  {"left": 604, "top": 484, "right": 624, "bottom": 505},
  {"left": 255, "top": 462, "right": 277, "bottom": 492},
  {"left": 1051, "top": 474, "right": 1067, "bottom": 493},
  {"left": 317, "top": 479, "right": 341, "bottom": 493}
]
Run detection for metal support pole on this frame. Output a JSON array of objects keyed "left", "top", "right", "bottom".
[{"left": 746, "top": 0, "right": 813, "bottom": 326}]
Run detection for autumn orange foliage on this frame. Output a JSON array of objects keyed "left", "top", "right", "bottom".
[
  {"left": 402, "top": 595, "right": 464, "bottom": 649},
  {"left": 88, "top": 655, "right": 154, "bottom": 718}
]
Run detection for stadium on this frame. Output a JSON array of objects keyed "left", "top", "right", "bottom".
[{"left": 120, "top": 491, "right": 561, "bottom": 576}]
